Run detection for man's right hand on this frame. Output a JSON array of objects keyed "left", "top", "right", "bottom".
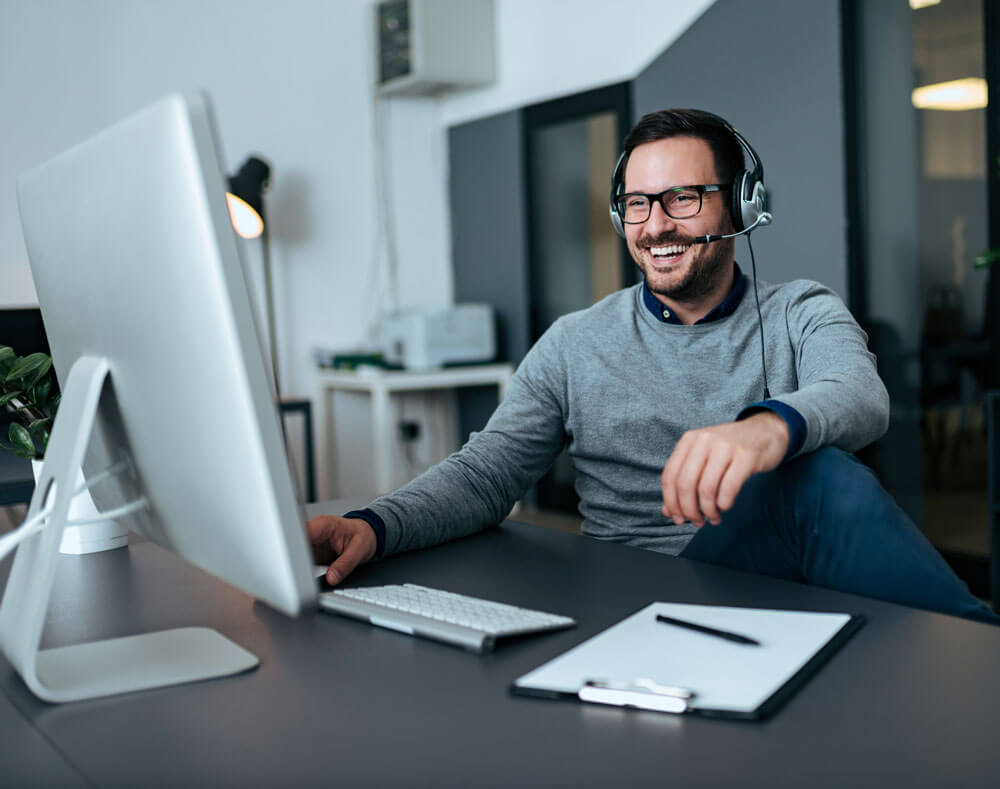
[{"left": 306, "top": 515, "right": 377, "bottom": 586}]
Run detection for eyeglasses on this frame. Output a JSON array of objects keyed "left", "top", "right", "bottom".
[{"left": 615, "top": 184, "right": 727, "bottom": 224}]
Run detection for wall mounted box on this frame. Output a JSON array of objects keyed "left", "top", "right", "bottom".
[{"left": 376, "top": 0, "right": 495, "bottom": 95}]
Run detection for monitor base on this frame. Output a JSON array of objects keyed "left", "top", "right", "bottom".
[
  {"left": 0, "top": 356, "right": 260, "bottom": 702},
  {"left": 35, "top": 628, "right": 259, "bottom": 702}
]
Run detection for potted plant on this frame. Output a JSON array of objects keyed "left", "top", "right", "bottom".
[
  {"left": 0, "top": 346, "right": 58, "bottom": 459},
  {"left": 0, "top": 344, "right": 127, "bottom": 553}
]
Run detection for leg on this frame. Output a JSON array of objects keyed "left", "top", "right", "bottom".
[{"left": 679, "top": 447, "right": 998, "bottom": 624}]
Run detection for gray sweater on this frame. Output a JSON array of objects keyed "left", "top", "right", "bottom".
[{"left": 369, "top": 279, "right": 889, "bottom": 557}]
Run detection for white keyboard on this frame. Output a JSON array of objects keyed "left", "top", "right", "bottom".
[{"left": 318, "top": 583, "right": 576, "bottom": 652}]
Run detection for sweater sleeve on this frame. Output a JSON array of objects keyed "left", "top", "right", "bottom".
[
  {"left": 367, "top": 321, "right": 570, "bottom": 557},
  {"left": 770, "top": 281, "right": 889, "bottom": 456}
]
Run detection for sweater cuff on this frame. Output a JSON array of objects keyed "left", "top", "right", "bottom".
[
  {"left": 343, "top": 508, "right": 386, "bottom": 559},
  {"left": 737, "top": 400, "right": 807, "bottom": 461}
]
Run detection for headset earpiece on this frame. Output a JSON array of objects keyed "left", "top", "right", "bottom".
[
  {"left": 609, "top": 152, "right": 627, "bottom": 238},
  {"left": 731, "top": 155, "right": 766, "bottom": 232}
]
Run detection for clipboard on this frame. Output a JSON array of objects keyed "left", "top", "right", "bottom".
[{"left": 511, "top": 602, "right": 864, "bottom": 719}]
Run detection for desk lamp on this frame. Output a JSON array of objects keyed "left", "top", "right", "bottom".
[{"left": 226, "top": 156, "right": 280, "bottom": 395}]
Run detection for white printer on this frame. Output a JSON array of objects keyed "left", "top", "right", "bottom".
[{"left": 380, "top": 304, "right": 496, "bottom": 370}]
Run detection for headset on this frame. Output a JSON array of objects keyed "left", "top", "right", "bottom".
[{"left": 608, "top": 111, "right": 772, "bottom": 241}]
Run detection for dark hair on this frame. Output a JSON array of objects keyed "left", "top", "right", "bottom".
[{"left": 621, "top": 109, "right": 745, "bottom": 186}]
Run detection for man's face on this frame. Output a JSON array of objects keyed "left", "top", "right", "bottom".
[{"left": 622, "top": 136, "right": 735, "bottom": 305}]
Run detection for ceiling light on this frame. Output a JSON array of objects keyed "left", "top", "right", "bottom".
[
  {"left": 912, "top": 78, "right": 988, "bottom": 111},
  {"left": 910, "top": 0, "right": 941, "bottom": 9}
]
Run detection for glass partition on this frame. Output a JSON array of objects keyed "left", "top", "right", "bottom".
[{"left": 847, "top": 0, "right": 994, "bottom": 590}]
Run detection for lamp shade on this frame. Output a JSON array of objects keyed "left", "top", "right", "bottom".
[{"left": 226, "top": 156, "right": 271, "bottom": 239}]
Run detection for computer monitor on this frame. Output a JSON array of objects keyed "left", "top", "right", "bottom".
[{"left": 0, "top": 93, "right": 317, "bottom": 703}]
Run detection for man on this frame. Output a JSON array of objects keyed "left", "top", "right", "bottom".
[{"left": 310, "top": 109, "right": 996, "bottom": 624}]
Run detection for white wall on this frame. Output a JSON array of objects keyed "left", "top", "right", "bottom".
[
  {"left": 440, "top": 0, "right": 715, "bottom": 127},
  {"left": 0, "top": 0, "right": 390, "bottom": 399}
]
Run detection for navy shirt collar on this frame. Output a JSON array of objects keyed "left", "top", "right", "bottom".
[{"left": 642, "top": 263, "right": 746, "bottom": 325}]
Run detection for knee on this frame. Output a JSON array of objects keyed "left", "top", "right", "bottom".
[{"left": 780, "top": 447, "right": 891, "bottom": 520}]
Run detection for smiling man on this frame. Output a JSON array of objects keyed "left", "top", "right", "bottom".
[{"left": 310, "top": 109, "right": 997, "bottom": 625}]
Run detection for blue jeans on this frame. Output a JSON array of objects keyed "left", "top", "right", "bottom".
[{"left": 679, "top": 447, "right": 999, "bottom": 625}]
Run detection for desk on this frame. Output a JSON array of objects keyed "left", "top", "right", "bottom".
[
  {"left": 3, "top": 504, "right": 1000, "bottom": 787},
  {"left": 315, "top": 364, "right": 514, "bottom": 499}
]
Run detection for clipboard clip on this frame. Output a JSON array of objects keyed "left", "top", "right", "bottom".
[{"left": 578, "top": 678, "right": 696, "bottom": 714}]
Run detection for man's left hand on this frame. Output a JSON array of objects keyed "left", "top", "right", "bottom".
[{"left": 661, "top": 411, "right": 790, "bottom": 527}]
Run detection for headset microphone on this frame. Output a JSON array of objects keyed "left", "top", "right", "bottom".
[{"left": 690, "top": 211, "right": 773, "bottom": 245}]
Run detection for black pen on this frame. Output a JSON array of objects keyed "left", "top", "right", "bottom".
[{"left": 656, "top": 614, "right": 761, "bottom": 646}]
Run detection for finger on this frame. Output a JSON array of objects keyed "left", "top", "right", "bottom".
[
  {"left": 661, "top": 436, "right": 694, "bottom": 523},
  {"left": 697, "top": 449, "right": 734, "bottom": 526},
  {"left": 717, "top": 453, "right": 756, "bottom": 513},
  {"left": 674, "top": 439, "right": 712, "bottom": 526},
  {"left": 326, "top": 530, "right": 376, "bottom": 586},
  {"left": 306, "top": 515, "right": 338, "bottom": 563}
]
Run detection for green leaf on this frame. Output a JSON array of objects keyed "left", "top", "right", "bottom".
[
  {"left": 25, "top": 360, "right": 53, "bottom": 392},
  {"left": 0, "top": 390, "right": 23, "bottom": 407},
  {"left": 8, "top": 422, "right": 36, "bottom": 457},
  {"left": 27, "top": 419, "right": 52, "bottom": 450},
  {"left": 34, "top": 376, "right": 52, "bottom": 404},
  {"left": 5, "top": 353, "right": 50, "bottom": 384},
  {"left": 0, "top": 347, "right": 13, "bottom": 377}
]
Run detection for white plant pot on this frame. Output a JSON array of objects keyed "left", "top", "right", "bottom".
[{"left": 31, "top": 459, "right": 129, "bottom": 554}]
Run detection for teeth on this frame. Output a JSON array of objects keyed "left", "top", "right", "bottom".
[{"left": 650, "top": 245, "right": 689, "bottom": 257}]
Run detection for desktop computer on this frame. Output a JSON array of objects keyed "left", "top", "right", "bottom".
[{"left": 0, "top": 93, "right": 316, "bottom": 702}]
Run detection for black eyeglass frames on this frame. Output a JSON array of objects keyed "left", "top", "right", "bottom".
[{"left": 615, "top": 184, "right": 728, "bottom": 223}]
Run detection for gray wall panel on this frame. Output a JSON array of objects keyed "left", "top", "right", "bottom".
[
  {"left": 449, "top": 110, "right": 530, "bottom": 441},
  {"left": 449, "top": 110, "right": 531, "bottom": 363},
  {"left": 634, "top": 0, "right": 848, "bottom": 297}
]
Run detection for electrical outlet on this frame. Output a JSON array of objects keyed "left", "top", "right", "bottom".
[{"left": 399, "top": 420, "right": 421, "bottom": 442}]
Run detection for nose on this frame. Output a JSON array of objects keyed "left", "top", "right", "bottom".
[{"left": 644, "top": 199, "right": 677, "bottom": 234}]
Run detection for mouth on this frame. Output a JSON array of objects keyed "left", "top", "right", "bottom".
[{"left": 646, "top": 243, "right": 691, "bottom": 265}]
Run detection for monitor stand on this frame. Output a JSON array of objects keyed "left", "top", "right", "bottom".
[{"left": 0, "top": 356, "right": 259, "bottom": 703}]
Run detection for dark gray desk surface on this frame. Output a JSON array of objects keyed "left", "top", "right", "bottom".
[{"left": 3, "top": 502, "right": 1000, "bottom": 788}]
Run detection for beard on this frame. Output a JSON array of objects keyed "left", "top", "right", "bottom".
[{"left": 632, "top": 230, "right": 734, "bottom": 303}]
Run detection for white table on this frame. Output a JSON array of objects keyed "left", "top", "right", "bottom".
[{"left": 315, "top": 364, "right": 514, "bottom": 499}]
